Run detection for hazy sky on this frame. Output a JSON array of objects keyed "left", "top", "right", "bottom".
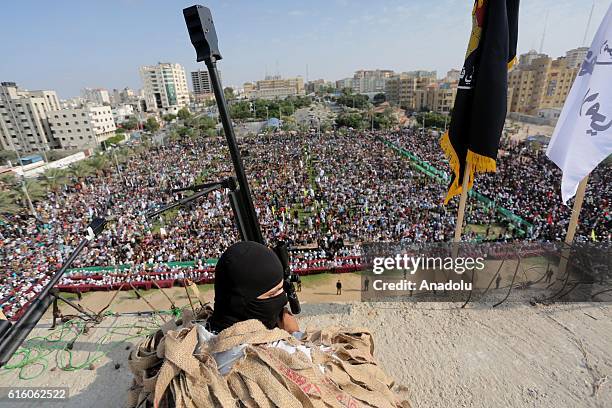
[{"left": 1, "top": 0, "right": 609, "bottom": 99}]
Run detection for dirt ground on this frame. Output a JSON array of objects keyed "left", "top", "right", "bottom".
[{"left": 1, "top": 272, "right": 610, "bottom": 408}]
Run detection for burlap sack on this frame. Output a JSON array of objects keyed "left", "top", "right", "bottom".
[{"left": 126, "top": 307, "right": 411, "bottom": 408}]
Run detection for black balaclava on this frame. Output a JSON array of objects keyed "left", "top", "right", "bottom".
[{"left": 209, "top": 241, "right": 287, "bottom": 332}]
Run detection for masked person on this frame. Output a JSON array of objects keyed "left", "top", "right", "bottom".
[{"left": 208, "top": 241, "right": 299, "bottom": 334}]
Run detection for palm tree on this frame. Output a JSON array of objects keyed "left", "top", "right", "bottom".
[
  {"left": 87, "top": 155, "right": 109, "bottom": 175},
  {"left": 69, "top": 161, "right": 93, "bottom": 179},
  {"left": 41, "top": 168, "right": 70, "bottom": 192},
  {"left": 0, "top": 173, "right": 16, "bottom": 189},
  {"left": 115, "top": 148, "right": 131, "bottom": 164},
  {"left": 0, "top": 191, "right": 19, "bottom": 217},
  {"left": 11, "top": 179, "right": 46, "bottom": 216}
]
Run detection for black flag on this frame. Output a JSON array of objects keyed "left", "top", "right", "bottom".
[{"left": 440, "top": 0, "right": 519, "bottom": 203}]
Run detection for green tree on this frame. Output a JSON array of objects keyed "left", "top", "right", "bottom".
[
  {"left": 335, "top": 113, "right": 364, "bottom": 129},
  {"left": 224, "top": 87, "right": 235, "bottom": 100},
  {"left": 12, "top": 179, "right": 46, "bottom": 215},
  {"left": 336, "top": 93, "right": 369, "bottom": 109},
  {"left": 176, "top": 127, "right": 195, "bottom": 139},
  {"left": 0, "top": 191, "right": 19, "bottom": 216},
  {"left": 41, "top": 168, "right": 70, "bottom": 192},
  {"left": 177, "top": 108, "right": 191, "bottom": 121},
  {"left": 144, "top": 117, "right": 160, "bottom": 132},
  {"left": 415, "top": 112, "right": 448, "bottom": 129},
  {"left": 163, "top": 113, "right": 177, "bottom": 122},
  {"left": 230, "top": 101, "right": 253, "bottom": 120},
  {"left": 70, "top": 161, "right": 93, "bottom": 179},
  {"left": 0, "top": 173, "right": 16, "bottom": 189},
  {"left": 122, "top": 116, "right": 139, "bottom": 130},
  {"left": 197, "top": 116, "right": 217, "bottom": 130},
  {"left": 87, "top": 155, "right": 110, "bottom": 175}
]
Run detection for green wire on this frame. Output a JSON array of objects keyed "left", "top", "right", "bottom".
[{"left": 1, "top": 310, "right": 165, "bottom": 380}]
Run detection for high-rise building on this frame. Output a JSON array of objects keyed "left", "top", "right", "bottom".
[
  {"left": 191, "top": 69, "right": 215, "bottom": 96},
  {"left": 81, "top": 88, "right": 111, "bottom": 105},
  {"left": 385, "top": 71, "right": 437, "bottom": 110},
  {"left": 0, "top": 82, "right": 60, "bottom": 152},
  {"left": 139, "top": 62, "right": 189, "bottom": 113},
  {"left": 243, "top": 75, "right": 305, "bottom": 100},
  {"left": 565, "top": 47, "right": 589, "bottom": 69},
  {"left": 48, "top": 105, "right": 116, "bottom": 149},
  {"left": 508, "top": 51, "right": 578, "bottom": 115}
]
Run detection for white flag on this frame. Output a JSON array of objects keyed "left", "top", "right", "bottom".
[{"left": 546, "top": 4, "right": 612, "bottom": 204}]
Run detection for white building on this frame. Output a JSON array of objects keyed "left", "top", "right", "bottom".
[
  {"left": 243, "top": 76, "right": 305, "bottom": 100},
  {"left": 565, "top": 47, "right": 589, "bottom": 69},
  {"left": 140, "top": 62, "right": 189, "bottom": 114},
  {"left": 0, "top": 82, "right": 60, "bottom": 152},
  {"left": 81, "top": 88, "right": 111, "bottom": 105},
  {"left": 111, "top": 104, "right": 135, "bottom": 124},
  {"left": 48, "top": 105, "right": 116, "bottom": 149}
]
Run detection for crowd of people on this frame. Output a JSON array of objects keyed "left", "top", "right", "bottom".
[
  {"left": 1, "top": 128, "right": 610, "bottom": 318},
  {"left": 389, "top": 129, "right": 611, "bottom": 241}
]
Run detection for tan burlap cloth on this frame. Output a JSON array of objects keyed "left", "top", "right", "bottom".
[{"left": 126, "top": 307, "right": 410, "bottom": 408}]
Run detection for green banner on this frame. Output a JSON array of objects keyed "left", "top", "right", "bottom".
[{"left": 68, "top": 258, "right": 218, "bottom": 274}]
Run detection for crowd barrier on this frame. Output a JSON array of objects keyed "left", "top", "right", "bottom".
[{"left": 3, "top": 257, "right": 364, "bottom": 320}]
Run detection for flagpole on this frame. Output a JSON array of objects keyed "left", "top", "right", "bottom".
[
  {"left": 453, "top": 166, "right": 471, "bottom": 242},
  {"left": 558, "top": 174, "right": 589, "bottom": 274}
]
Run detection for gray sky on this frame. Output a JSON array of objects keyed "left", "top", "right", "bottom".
[{"left": 1, "top": 0, "right": 609, "bottom": 98}]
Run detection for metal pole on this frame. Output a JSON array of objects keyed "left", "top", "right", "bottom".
[{"left": 204, "top": 58, "right": 263, "bottom": 243}]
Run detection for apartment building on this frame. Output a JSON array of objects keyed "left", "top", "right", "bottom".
[
  {"left": 81, "top": 88, "right": 111, "bottom": 105},
  {"left": 0, "top": 82, "right": 60, "bottom": 152},
  {"left": 508, "top": 52, "right": 578, "bottom": 115},
  {"left": 48, "top": 105, "right": 116, "bottom": 149},
  {"left": 385, "top": 71, "right": 437, "bottom": 110}
]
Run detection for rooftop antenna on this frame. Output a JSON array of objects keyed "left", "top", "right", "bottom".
[
  {"left": 539, "top": 10, "right": 549, "bottom": 53},
  {"left": 582, "top": 0, "right": 596, "bottom": 46}
]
